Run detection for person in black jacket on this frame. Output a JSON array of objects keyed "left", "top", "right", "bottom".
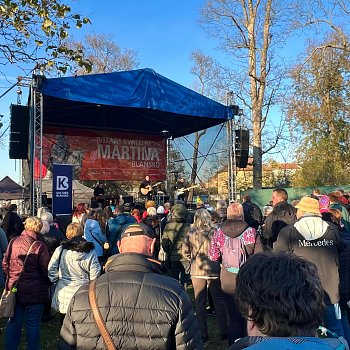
[
  {"left": 58, "top": 222, "right": 203, "bottom": 350},
  {"left": 274, "top": 196, "right": 345, "bottom": 340},
  {"left": 242, "top": 193, "right": 263, "bottom": 230},
  {"left": 39, "top": 210, "right": 66, "bottom": 322},
  {"left": 2, "top": 203, "right": 24, "bottom": 241},
  {"left": 40, "top": 211, "right": 65, "bottom": 256},
  {"left": 262, "top": 188, "right": 296, "bottom": 248},
  {"left": 337, "top": 244, "right": 350, "bottom": 344}
]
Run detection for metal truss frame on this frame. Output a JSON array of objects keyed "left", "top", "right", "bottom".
[{"left": 29, "top": 74, "right": 44, "bottom": 215}]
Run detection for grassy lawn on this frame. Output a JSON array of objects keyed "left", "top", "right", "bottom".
[
  {"left": 0, "top": 314, "right": 61, "bottom": 349},
  {"left": 0, "top": 285, "right": 228, "bottom": 350}
]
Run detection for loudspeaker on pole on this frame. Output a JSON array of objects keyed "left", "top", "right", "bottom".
[
  {"left": 235, "top": 129, "right": 249, "bottom": 168},
  {"left": 9, "top": 104, "right": 30, "bottom": 159}
]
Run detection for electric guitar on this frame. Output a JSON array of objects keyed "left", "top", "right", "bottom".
[
  {"left": 175, "top": 184, "right": 199, "bottom": 196},
  {"left": 140, "top": 182, "right": 162, "bottom": 195}
]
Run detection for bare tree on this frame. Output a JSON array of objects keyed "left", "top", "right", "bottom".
[
  {"left": 200, "top": 0, "right": 291, "bottom": 189},
  {"left": 290, "top": 0, "right": 350, "bottom": 57},
  {"left": 68, "top": 33, "right": 138, "bottom": 74},
  {"left": 188, "top": 50, "right": 222, "bottom": 201}
]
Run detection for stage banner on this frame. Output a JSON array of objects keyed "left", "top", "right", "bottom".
[
  {"left": 52, "top": 163, "right": 73, "bottom": 215},
  {"left": 42, "top": 127, "right": 167, "bottom": 181}
]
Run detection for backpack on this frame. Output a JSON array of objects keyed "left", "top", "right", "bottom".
[{"left": 222, "top": 232, "right": 247, "bottom": 274}]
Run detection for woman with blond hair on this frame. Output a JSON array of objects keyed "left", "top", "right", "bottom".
[
  {"left": 209, "top": 202, "right": 263, "bottom": 345},
  {"left": 183, "top": 208, "right": 228, "bottom": 343},
  {"left": 48, "top": 222, "right": 100, "bottom": 325},
  {"left": 3, "top": 216, "right": 50, "bottom": 350}
]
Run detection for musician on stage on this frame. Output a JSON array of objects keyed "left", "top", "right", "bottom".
[
  {"left": 139, "top": 175, "right": 152, "bottom": 201},
  {"left": 94, "top": 181, "right": 105, "bottom": 207},
  {"left": 175, "top": 177, "right": 189, "bottom": 203}
]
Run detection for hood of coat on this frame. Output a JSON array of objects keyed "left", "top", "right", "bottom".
[
  {"left": 220, "top": 219, "right": 249, "bottom": 238},
  {"left": 294, "top": 216, "right": 329, "bottom": 240},
  {"left": 229, "top": 336, "right": 338, "bottom": 350},
  {"left": 170, "top": 204, "right": 188, "bottom": 221},
  {"left": 62, "top": 236, "right": 94, "bottom": 253},
  {"left": 105, "top": 252, "right": 162, "bottom": 274},
  {"left": 273, "top": 201, "right": 295, "bottom": 213},
  {"left": 109, "top": 214, "right": 135, "bottom": 226}
]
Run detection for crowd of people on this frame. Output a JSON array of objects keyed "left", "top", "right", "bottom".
[{"left": 0, "top": 187, "right": 350, "bottom": 349}]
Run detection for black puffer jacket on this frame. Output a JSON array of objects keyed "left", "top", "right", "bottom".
[
  {"left": 262, "top": 201, "right": 296, "bottom": 242},
  {"left": 40, "top": 224, "right": 65, "bottom": 256},
  {"left": 2, "top": 211, "right": 24, "bottom": 241},
  {"left": 58, "top": 253, "right": 203, "bottom": 350},
  {"left": 339, "top": 245, "right": 350, "bottom": 308},
  {"left": 162, "top": 204, "right": 190, "bottom": 262}
]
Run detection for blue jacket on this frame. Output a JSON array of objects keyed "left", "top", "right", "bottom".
[
  {"left": 107, "top": 214, "right": 136, "bottom": 255},
  {"left": 83, "top": 219, "right": 107, "bottom": 258},
  {"left": 229, "top": 336, "right": 347, "bottom": 349}
]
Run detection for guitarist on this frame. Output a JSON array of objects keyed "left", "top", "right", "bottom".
[
  {"left": 175, "top": 178, "right": 190, "bottom": 203},
  {"left": 139, "top": 175, "right": 152, "bottom": 201}
]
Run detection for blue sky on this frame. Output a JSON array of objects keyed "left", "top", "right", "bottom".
[
  {"left": 0, "top": 0, "right": 226, "bottom": 182},
  {"left": 0, "top": 0, "right": 307, "bottom": 183}
]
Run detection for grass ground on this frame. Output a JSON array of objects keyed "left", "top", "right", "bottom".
[{"left": 0, "top": 285, "right": 228, "bottom": 350}]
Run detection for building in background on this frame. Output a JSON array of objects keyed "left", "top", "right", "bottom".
[{"left": 207, "top": 159, "right": 300, "bottom": 200}]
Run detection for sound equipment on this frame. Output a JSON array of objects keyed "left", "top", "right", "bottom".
[
  {"left": 152, "top": 194, "right": 169, "bottom": 207},
  {"left": 235, "top": 129, "right": 249, "bottom": 168},
  {"left": 122, "top": 195, "right": 134, "bottom": 204},
  {"left": 9, "top": 104, "right": 30, "bottom": 159},
  {"left": 90, "top": 198, "right": 99, "bottom": 209}
]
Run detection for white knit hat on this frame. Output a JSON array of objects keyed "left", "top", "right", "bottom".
[{"left": 157, "top": 206, "right": 165, "bottom": 214}]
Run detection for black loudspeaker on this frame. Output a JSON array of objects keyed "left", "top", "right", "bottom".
[
  {"left": 235, "top": 129, "right": 249, "bottom": 168},
  {"left": 122, "top": 195, "right": 134, "bottom": 204},
  {"left": 9, "top": 104, "right": 30, "bottom": 159}
]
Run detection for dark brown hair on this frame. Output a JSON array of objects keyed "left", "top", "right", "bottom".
[{"left": 236, "top": 251, "right": 324, "bottom": 337}]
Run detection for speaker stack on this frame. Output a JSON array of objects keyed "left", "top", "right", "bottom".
[
  {"left": 9, "top": 104, "right": 30, "bottom": 159},
  {"left": 122, "top": 195, "right": 134, "bottom": 204},
  {"left": 235, "top": 129, "right": 249, "bottom": 168}
]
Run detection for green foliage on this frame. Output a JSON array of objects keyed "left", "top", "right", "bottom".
[
  {"left": 292, "top": 137, "right": 349, "bottom": 187},
  {"left": 287, "top": 34, "right": 350, "bottom": 187},
  {"left": 0, "top": 0, "right": 92, "bottom": 74}
]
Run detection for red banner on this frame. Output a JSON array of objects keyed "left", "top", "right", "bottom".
[{"left": 42, "top": 127, "right": 167, "bottom": 181}]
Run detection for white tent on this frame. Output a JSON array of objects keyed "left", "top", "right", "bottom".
[{"left": 42, "top": 179, "right": 94, "bottom": 205}]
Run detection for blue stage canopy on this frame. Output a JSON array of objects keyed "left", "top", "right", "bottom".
[{"left": 40, "top": 68, "right": 232, "bottom": 138}]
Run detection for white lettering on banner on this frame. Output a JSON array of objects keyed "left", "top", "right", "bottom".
[
  {"left": 97, "top": 137, "right": 121, "bottom": 145},
  {"left": 97, "top": 143, "right": 160, "bottom": 161},
  {"left": 131, "top": 161, "right": 160, "bottom": 168},
  {"left": 97, "top": 137, "right": 152, "bottom": 147},
  {"left": 56, "top": 191, "right": 69, "bottom": 198},
  {"left": 298, "top": 239, "right": 334, "bottom": 247},
  {"left": 56, "top": 176, "right": 69, "bottom": 190}
]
